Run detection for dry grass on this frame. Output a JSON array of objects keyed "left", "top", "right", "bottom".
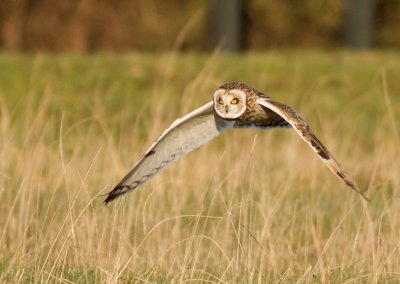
[{"left": 0, "top": 51, "right": 399, "bottom": 283}]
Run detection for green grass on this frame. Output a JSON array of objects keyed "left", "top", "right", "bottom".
[{"left": 0, "top": 51, "right": 399, "bottom": 283}]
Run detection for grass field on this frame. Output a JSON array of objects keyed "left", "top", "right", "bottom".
[{"left": 0, "top": 51, "right": 399, "bottom": 283}]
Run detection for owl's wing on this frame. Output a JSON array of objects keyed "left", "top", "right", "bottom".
[
  {"left": 104, "top": 101, "right": 231, "bottom": 204},
  {"left": 256, "top": 97, "right": 369, "bottom": 201}
]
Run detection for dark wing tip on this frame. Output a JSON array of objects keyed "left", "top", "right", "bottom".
[
  {"left": 343, "top": 177, "right": 370, "bottom": 202},
  {"left": 103, "top": 185, "right": 128, "bottom": 205},
  {"left": 103, "top": 193, "right": 116, "bottom": 205}
]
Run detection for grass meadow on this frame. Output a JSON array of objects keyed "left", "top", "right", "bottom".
[{"left": 0, "top": 51, "right": 399, "bottom": 283}]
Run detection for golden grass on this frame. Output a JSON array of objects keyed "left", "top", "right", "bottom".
[{"left": 0, "top": 51, "right": 399, "bottom": 283}]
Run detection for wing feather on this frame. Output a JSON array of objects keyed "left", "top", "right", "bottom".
[
  {"left": 104, "top": 101, "right": 231, "bottom": 204},
  {"left": 256, "top": 97, "right": 369, "bottom": 201}
]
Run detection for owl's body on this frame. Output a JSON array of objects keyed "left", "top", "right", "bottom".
[
  {"left": 234, "top": 98, "right": 289, "bottom": 129},
  {"left": 217, "top": 82, "right": 289, "bottom": 129},
  {"left": 104, "top": 82, "right": 368, "bottom": 204}
]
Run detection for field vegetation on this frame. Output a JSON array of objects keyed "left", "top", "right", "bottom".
[{"left": 0, "top": 51, "right": 399, "bottom": 282}]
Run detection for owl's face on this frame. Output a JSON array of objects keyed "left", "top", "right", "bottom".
[{"left": 213, "top": 89, "right": 247, "bottom": 119}]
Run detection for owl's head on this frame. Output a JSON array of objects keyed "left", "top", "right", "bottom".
[{"left": 213, "top": 88, "right": 247, "bottom": 119}]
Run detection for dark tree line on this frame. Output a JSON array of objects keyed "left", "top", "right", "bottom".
[{"left": 0, "top": 0, "right": 398, "bottom": 52}]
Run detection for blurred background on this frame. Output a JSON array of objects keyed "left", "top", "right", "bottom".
[{"left": 0, "top": 0, "right": 399, "bottom": 52}]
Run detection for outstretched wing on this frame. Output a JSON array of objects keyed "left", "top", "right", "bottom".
[
  {"left": 104, "top": 101, "right": 231, "bottom": 204},
  {"left": 256, "top": 97, "right": 369, "bottom": 201}
]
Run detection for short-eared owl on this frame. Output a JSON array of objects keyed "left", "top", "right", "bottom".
[{"left": 104, "top": 82, "right": 368, "bottom": 204}]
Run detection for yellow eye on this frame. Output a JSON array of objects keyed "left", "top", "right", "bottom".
[
  {"left": 231, "top": 98, "right": 238, "bottom": 104},
  {"left": 218, "top": 98, "right": 224, "bottom": 104}
]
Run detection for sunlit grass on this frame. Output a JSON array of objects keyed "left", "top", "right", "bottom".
[{"left": 0, "top": 51, "right": 399, "bottom": 283}]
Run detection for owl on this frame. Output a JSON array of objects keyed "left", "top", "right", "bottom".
[{"left": 104, "top": 82, "right": 368, "bottom": 204}]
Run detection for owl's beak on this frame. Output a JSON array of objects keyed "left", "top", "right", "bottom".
[{"left": 225, "top": 105, "right": 229, "bottom": 113}]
